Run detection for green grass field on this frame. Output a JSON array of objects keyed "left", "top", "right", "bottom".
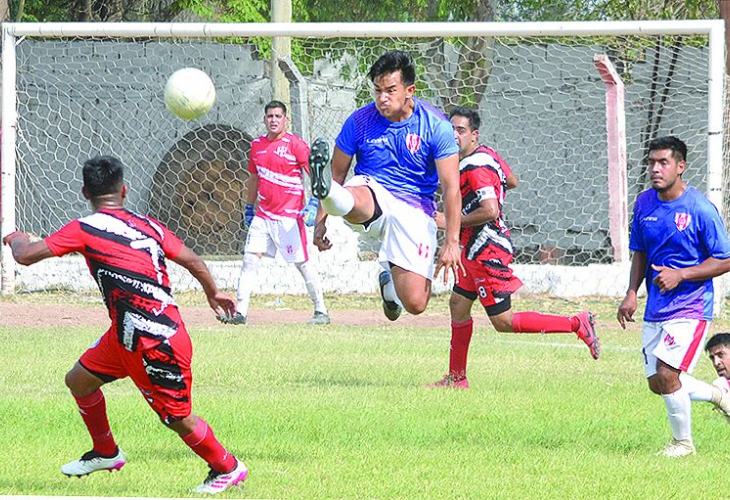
[{"left": 3, "top": 294, "right": 730, "bottom": 499}]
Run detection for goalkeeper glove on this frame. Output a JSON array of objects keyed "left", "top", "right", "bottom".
[
  {"left": 300, "top": 198, "right": 319, "bottom": 227},
  {"left": 244, "top": 204, "right": 255, "bottom": 229}
]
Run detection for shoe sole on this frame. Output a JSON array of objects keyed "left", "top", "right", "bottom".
[
  {"left": 216, "top": 315, "right": 246, "bottom": 325},
  {"left": 63, "top": 462, "right": 125, "bottom": 477},
  {"left": 579, "top": 312, "right": 600, "bottom": 360},
  {"left": 310, "top": 138, "right": 331, "bottom": 199}
]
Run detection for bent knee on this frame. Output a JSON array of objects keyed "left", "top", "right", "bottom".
[{"left": 402, "top": 299, "right": 428, "bottom": 315}]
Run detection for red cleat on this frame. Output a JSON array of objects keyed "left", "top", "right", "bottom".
[{"left": 576, "top": 311, "right": 600, "bottom": 360}]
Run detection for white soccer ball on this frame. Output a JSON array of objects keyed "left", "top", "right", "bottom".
[{"left": 164, "top": 68, "right": 216, "bottom": 120}]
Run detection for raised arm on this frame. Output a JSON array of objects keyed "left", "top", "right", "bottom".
[{"left": 2, "top": 232, "right": 55, "bottom": 266}]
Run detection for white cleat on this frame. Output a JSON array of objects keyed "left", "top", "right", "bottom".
[
  {"left": 192, "top": 458, "right": 248, "bottom": 494},
  {"left": 657, "top": 439, "right": 696, "bottom": 458},
  {"left": 61, "top": 447, "right": 127, "bottom": 477}
]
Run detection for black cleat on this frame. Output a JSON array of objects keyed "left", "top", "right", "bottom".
[{"left": 309, "top": 137, "right": 331, "bottom": 199}]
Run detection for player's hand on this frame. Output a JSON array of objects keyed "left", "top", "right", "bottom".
[
  {"left": 651, "top": 264, "right": 683, "bottom": 293},
  {"left": 207, "top": 290, "right": 237, "bottom": 318},
  {"left": 434, "top": 240, "right": 463, "bottom": 285},
  {"left": 243, "top": 204, "right": 255, "bottom": 230},
  {"left": 433, "top": 211, "right": 446, "bottom": 230},
  {"left": 2, "top": 231, "right": 26, "bottom": 246},
  {"left": 300, "top": 198, "right": 318, "bottom": 227},
  {"left": 617, "top": 292, "right": 637, "bottom": 329},
  {"left": 313, "top": 219, "right": 332, "bottom": 251}
]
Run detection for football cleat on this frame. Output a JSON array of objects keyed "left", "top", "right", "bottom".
[
  {"left": 657, "top": 439, "right": 696, "bottom": 458},
  {"left": 379, "top": 270, "right": 402, "bottom": 321},
  {"left": 425, "top": 374, "right": 470, "bottom": 389},
  {"left": 575, "top": 311, "right": 600, "bottom": 360},
  {"left": 309, "top": 138, "right": 331, "bottom": 199},
  {"left": 192, "top": 458, "right": 248, "bottom": 494},
  {"left": 308, "top": 311, "right": 331, "bottom": 325},
  {"left": 216, "top": 313, "right": 247, "bottom": 325},
  {"left": 61, "top": 447, "right": 127, "bottom": 477}
]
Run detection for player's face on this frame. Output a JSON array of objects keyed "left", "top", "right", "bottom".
[
  {"left": 264, "top": 107, "right": 288, "bottom": 137},
  {"left": 451, "top": 115, "right": 478, "bottom": 159},
  {"left": 709, "top": 344, "right": 730, "bottom": 378},
  {"left": 648, "top": 148, "right": 685, "bottom": 194},
  {"left": 371, "top": 71, "right": 415, "bottom": 122}
]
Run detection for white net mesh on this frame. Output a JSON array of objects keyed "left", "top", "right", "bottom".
[{"left": 3, "top": 26, "right": 724, "bottom": 298}]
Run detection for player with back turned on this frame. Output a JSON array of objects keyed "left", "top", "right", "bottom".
[{"left": 3, "top": 156, "right": 247, "bottom": 494}]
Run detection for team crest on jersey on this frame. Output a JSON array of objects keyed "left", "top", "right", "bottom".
[
  {"left": 406, "top": 133, "right": 421, "bottom": 154},
  {"left": 675, "top": 212, "right": 691, "bottom": 231},
  {"left": 275, "top": 145, "right": 288, "bottom": 157}
]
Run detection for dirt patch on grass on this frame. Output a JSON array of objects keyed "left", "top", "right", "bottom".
[{"left": 0, "top": 302, "right": 450, "bottom": 329}]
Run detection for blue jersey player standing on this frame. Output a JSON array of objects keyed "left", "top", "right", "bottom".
[
  {"left": 309, "top": 50, "right": 462, "bottom": 320},
  {"left": 617, "top": 136, "right": 730, "bottom": 457}
]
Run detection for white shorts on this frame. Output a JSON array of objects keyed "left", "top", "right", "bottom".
[
  {"left": 245, "top": 215, "right": 308, "bottom": 264},
  {"left": 642, "top": 319, "right": 709, "bottom": 378},
  {"left": 344, "top": 175, "right": 437, "bottom": 280}
]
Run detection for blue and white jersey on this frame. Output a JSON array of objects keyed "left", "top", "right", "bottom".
[
  {"left": 629, "top": 185, "right": 730, "bottom": 321},
  {"left": 335, "top": 97, "right": 458, "bottom": 215}
]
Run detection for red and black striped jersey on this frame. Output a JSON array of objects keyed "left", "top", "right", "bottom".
[
  {"left": 45, "top": 208, "right": 184, "bottom": 351},
  {"left": 459, "top": 145, "right": 514, "bottom": 262}
]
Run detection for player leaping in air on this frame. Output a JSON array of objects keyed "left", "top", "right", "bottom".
[
  {"left": 309, "top": 50, "right": 463, "bottom": 320},
  {"left": 3, "top": 156, "right": 247, "bottom": 494}
]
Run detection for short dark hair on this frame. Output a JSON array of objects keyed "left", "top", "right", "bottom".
[
  {"left": 706, "top": 333, "right": 730, "bottom": 352},
  {"left": 367, "top": 50, "right": 416, "bottom": 87},
  {"left": 449, "top": 106, "right": 481, "bottom": 131},
  {"left": 648, "top": 136, "right": 687, "bottom": 163},
  {"left": 83, "top": 155, "right": 124, "bottom": 198},
  {"left": 265, "top": 100, "right": 287, "bottom": 115}
]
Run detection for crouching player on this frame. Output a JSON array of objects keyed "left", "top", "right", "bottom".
[{"left": 3, "top": 156, "right": 247, "bottom": 494}]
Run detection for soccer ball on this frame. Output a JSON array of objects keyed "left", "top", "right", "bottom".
[{"left": 164, "top": 68, "right": 216, "bottom": 120}]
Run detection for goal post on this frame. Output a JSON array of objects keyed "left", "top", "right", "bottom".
[{"left": 1, "top": 20, "right": 726, "bottom": 300}]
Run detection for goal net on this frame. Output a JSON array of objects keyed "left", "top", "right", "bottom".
[{"left": 1, "top": 21, "right": 726, "bottom": 300}]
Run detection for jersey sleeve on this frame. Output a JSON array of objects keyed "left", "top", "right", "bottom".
[
  {"left": 294, "top": 136, "right": 312, "bottom": 175},
  {"left": 628, "top": 201, "right": 645, "bottom": 252},
  {"left": 158, "top": 222, "right": 184, "bottom": 259},
  {"left": 44, "top": 220, "right": 85, "bottom": 257},
  {"left": 430, "top": 119, "right": 459, "bottom": 160},
  {"left": 699, "top": 202, "right": 730, "bottom": 259},
  {"left": 248, "top": 140, "right": 259, "bottom": 175},
  {"left": 469, "top": 166, "right": 502, "bottom": 202},
  {"left": 335, "top": 112, "right": 358, "bottom": 157}
]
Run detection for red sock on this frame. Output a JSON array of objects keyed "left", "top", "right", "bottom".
[
  {"left": 512, "top": 312, "right": 577, "bottom": 333},
  {"left": 448, "top": 318, "right": 474, "bottom": 379},
  {"left": 181, "top": 418, "right": 236, "bottom": 473},
  {"left": 73, "top": 389, "right": 117, "bottom": 456}
]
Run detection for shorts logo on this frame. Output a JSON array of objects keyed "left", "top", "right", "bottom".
[
  {"left": 406, "top": 133, "right": 421, "bottom": 154},
  {"left": 663, "top": 333, "right": 676, "bottom": 348},
  {"left": 675, "top": 212, "right": 691, "bottom": 231}
]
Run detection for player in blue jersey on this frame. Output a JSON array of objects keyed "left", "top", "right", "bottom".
[
  {"left": 617, "top": 136, "right": 730, "bottom": 457},
  {"left": 308, "top": 50, "right": 462, "bottom": 320}
]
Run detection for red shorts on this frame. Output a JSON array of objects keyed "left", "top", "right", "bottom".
[
  {"left": 455, "top": 253, "right": 523, "bottom": 310},
  {"left": 79, "top": 326, "right": 193, "bottom": 424}
]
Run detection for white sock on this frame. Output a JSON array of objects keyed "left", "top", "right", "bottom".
[
  {"left": 662, "top": 386, "right": 693, "bottom": 442},
  {"left": 236, "top": 253, "right": 260, "bottom": 316},
  {"left": 295, "top": 261, "right": 327, "bottom": 314},
  {"left": 321, "top": 180, "right": 355, "bottom": 216},
  {"left": 679, "top": 372, "right": 716, "bottom": 403}
]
